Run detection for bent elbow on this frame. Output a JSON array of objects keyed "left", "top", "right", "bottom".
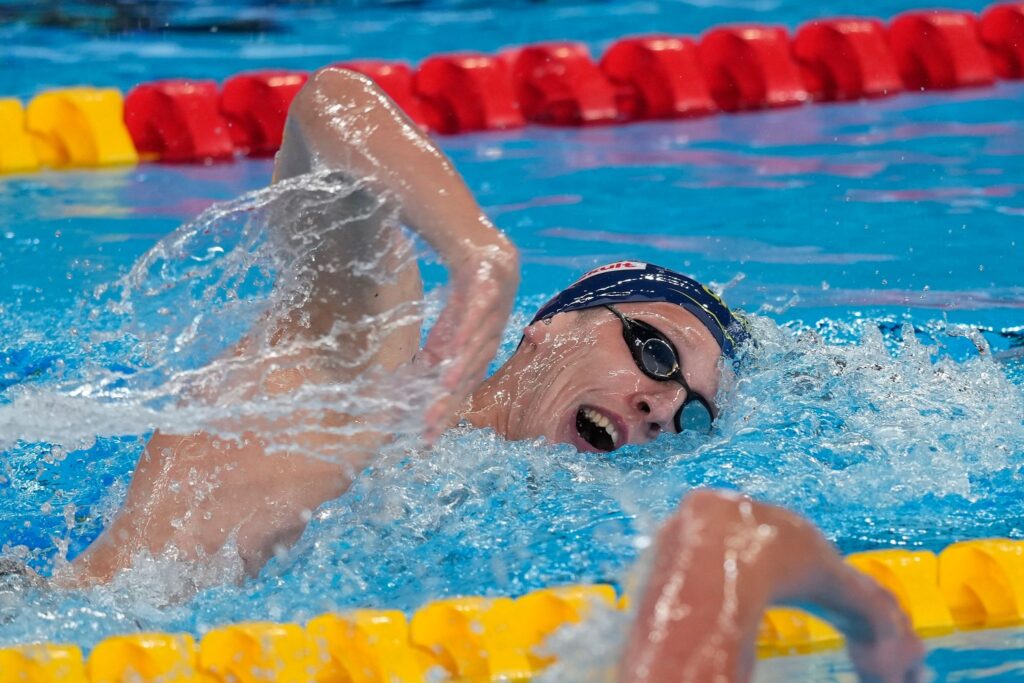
[
  {"left": 480, "top": 234, "right": 521, "bottom": 295},
  {"left": 493, "top": 234, "right": 521, "bottom": 278},
  {"left": 290, "top": 67, "right": 385, "bottom": 130},
  {"left": 308, "top": 66, "right": 377, "bottom": 99}
]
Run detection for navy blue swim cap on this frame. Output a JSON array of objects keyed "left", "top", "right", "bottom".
[{"left": 530, "top": 261, "right": 750, "bottom": 358}]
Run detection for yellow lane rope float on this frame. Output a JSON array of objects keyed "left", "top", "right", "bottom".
[{"left": 1, "top": 539, "right": 1023, "bottom": 682}]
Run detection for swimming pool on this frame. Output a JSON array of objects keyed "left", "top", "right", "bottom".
[{"left": 2, "top": 0, "right": 1023, "bottom": 680}]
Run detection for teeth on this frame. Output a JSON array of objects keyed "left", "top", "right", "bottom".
[{"left": 583, "top": 408, "right": 619, "bottom": 446}]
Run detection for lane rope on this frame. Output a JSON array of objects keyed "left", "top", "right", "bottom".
[
  {"left": 1, "top": 3, "right": 1022, "bottom": 173},
  {"left": 2, "top": 539, "right": 1024, "bottom": 680}
]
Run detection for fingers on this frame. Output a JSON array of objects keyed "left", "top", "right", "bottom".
[
  {"left": 842, "top": 572, "right": 927, "bottom": 683},
  {"left": 424, "top": 299, "right": 505, "bottom": 388},
  {"left": 423, "top": 398, "right": 453, "bottom": 444},
  {"left": 848, "top": 619, "right": 927, "bottom": 683},
  {"left": 904, "top": 664, "right": 925, "bottom": 683},
  {"left": 417, "top": 260, "right": 516, "bottom": 443},
  {"left": 419, "top": 325, "right": 500, "bottom": 443}
]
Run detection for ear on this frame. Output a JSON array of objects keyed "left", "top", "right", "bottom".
[{"left": 522, "top": 322, "right": 548, "bottom": 347}]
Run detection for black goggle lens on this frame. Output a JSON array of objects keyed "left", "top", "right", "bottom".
[
  {"left": 673, "top": 398, "right": 714, "bottom": 434},
  {"left": 609, "top": 306, "right": 715, "bottom": 434},
  {"left": 639, "top": 338, "right": 679, "bottom": 378}
]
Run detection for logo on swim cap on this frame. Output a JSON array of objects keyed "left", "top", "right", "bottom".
[
  {"left": 531, "top": 261, "right": 750, "bottom": 358},
  {"left": 574, "top": 261, "right": 647, "bottom": 283}
]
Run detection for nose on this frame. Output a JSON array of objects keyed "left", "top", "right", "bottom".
[{"left": 632, "top": 383, "right": 687, "bottom": 440}]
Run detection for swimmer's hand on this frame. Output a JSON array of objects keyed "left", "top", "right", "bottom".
[
  {"left": 619, "top": 490, "right": 925, "bottom": 683},
  {"left": 418, "top": 237, "right": 519, "bottom": 443},
  {"left": 824, "top": 566, "right": 926, "bottom": 683},
  {"left": 277, "top": 67, "right": 520, "bottom": 443}
]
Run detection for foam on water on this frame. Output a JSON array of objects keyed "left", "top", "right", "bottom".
[{"left": 1, "top": 170, "right": 444, "bottom": 459}]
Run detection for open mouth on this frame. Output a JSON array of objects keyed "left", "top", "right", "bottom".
[{"left": 575, "top": 406, "right": 619, "bottom": 452}]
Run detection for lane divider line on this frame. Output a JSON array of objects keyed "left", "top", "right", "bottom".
[
  {"left": 2, "top": 540, "right": 1024, "bottom": 680},
  {"left": 1, "top": 3, "right": 1022, "bottom": 174}
]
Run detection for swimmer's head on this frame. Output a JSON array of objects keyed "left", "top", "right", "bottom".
[
  {"left": 527, "top": 261, "right": 749, "bottom": 356},
  {"left": 465, "top": 261, "right": 749, "bottom": 452}
]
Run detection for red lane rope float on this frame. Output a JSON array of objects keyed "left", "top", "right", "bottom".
[
  {"left": 792, "top": 19, "right": 904, "bottom": 101},
  {"left": 220, "top": 70, "right": 308, "bottom": 156},
  {"left": 698, "top": 25, "right": 809, "bottom": 111},
  {"left": 889, "top": 10, "right": 996, "bottom": 89},
  {"left": 414, "top": 53, "right": 524, "bottom": 133},
  {"left": 505, "top": 42, "right": 620, "bottom": 125},
  {"left": 600, "top": 36, "right": 716, "bottom": 120},
  {"left": 980, "top": 2, "right": 1024, "bottom": 78},
  {"left": 124, "top": 80, "right": 234, "bottom": 163},
  {"left": 2, "top": 2, "right": 1024, "bottom": 173}
]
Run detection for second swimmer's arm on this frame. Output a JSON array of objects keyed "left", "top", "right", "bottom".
[
  {"left": 619, "top": 490, "right": 925, "bottom": 683},
  {"left": 275, "top": 67, "right": 520, "bottom": 438}
]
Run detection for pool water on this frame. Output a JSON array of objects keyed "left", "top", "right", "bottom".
[{"left": 2, "top": 0, "right": 1024, "bottom": 680}]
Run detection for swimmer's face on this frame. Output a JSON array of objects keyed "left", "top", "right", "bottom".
[{"left": 505, "top": 302, "right": 724, "bottom": 452}]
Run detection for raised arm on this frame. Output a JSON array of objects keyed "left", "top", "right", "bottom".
[
  {"left": 276, "top": 68, "right": 511, "bottom": 262},
  {"left": 273, "top": 67, "right": 520, "bottom": 437},
  {"left": 620, "top": 490, "right": 924, "bottom": 683},
  {"left": 62, "top": 70, "right": 519, "bottom": 585}
]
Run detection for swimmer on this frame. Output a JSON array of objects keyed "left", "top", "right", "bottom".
[{"left": 49, "top": 68, "right": 921, "bottom": 681}]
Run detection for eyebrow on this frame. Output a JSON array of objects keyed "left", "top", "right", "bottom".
[{"left": 634, "top": 312, "right": 702, "bottom": 353}]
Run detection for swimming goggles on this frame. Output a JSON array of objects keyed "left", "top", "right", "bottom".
[{"left": 604, "top": 305, "right": 714, "bottom": 434}]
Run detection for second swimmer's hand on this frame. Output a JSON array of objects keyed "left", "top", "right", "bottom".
[
  {"left": 418, "top": 237, "right": 519, "bottom": 443},
  {"left": 829, "top": 567, "right": 927, "bottom": 683}
]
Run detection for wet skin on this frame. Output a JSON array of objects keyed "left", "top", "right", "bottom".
[
  {"left": 66, "top": 301, "right": 716, "bottom": 583},
  {"left": 462, "top": 301, "right": 725, "bottom": 452},
  {"left": 65, "top": 67, "right": 518, "bottom": 583},
  {"left": 54, "top": 67, "right": 924, "bottom": 683},
  {"left": 66, "top": 66, "right": 722, "bottom": 584}
]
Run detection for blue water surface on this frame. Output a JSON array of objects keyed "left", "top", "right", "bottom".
[{"left": 1, "top": 1, "right": 1023, "bottom": 681}]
